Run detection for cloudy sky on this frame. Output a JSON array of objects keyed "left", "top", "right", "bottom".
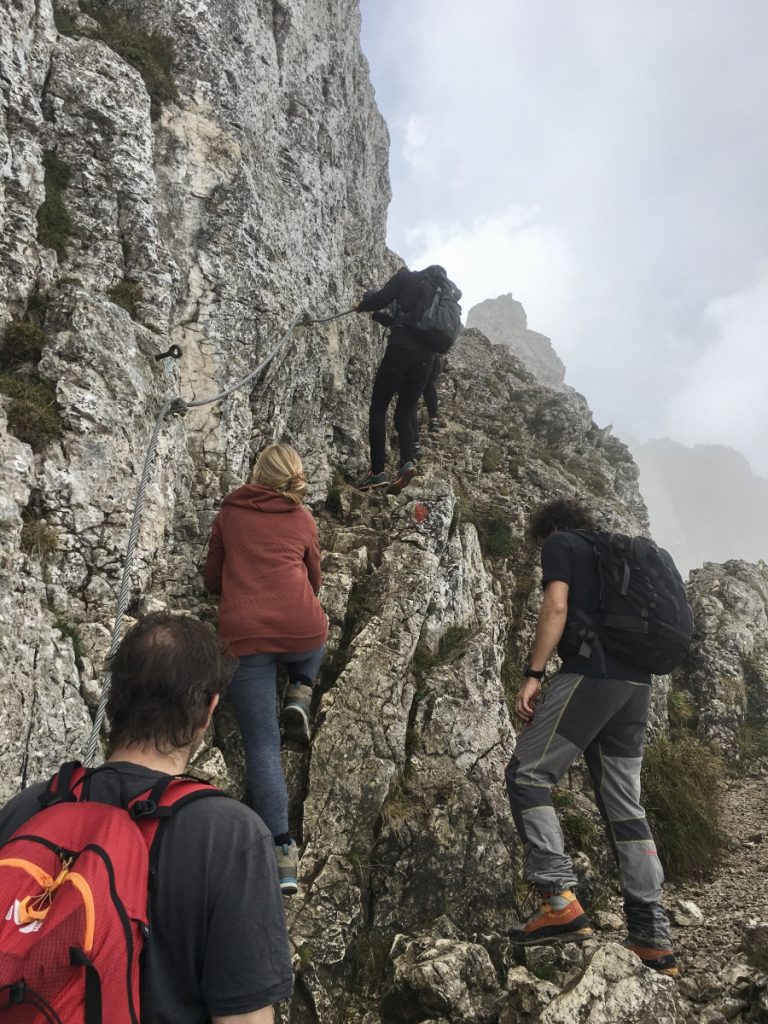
[{"left": 359, "top": 1, "right": 768, "bottom": 477}]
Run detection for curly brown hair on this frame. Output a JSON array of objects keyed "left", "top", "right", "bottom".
[{"left": 526, "top": 497, "right": 595, "bottom": 544}]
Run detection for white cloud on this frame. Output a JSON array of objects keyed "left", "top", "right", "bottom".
[
  {"left": 401, "top": 206, "right": 581, "bottom": 334},
  {"left": 360, "top": 0, "right": 768, "bottom": 475},
  {"left": 400, "top": 115, "right": 430, "bottom": 170},
  {"left": 660, "top": 268, "right": 768, "bottom": 476}
]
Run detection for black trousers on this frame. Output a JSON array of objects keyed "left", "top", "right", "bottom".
[
  {"left": 411, "top": 355, "right": 442, "bottom": 441},
  {"left": 369, "top": 343, "right": 435, "bottom": 473}
]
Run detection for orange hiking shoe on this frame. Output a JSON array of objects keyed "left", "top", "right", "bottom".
[
  {"left": 510, "top": 889, "right": 593, "bottom": 946},
  {"left": 623, "top": 940, "right": 680, "bottom": 977}
]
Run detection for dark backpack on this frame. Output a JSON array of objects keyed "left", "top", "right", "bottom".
[
  {"left": 0, "top": 761, "right": 223, "bottom": 1024},
  {"left": 569, "top": 530, "right": 694, "bottom": 675},
  {"left": 394, "top": 268, "right": 463, "bottom": 354}
]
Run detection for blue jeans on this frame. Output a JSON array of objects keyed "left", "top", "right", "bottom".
[{"left": 228, "top": 646, "right": 325, "bottom": 838}]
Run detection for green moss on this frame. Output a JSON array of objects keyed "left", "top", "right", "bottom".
[
  {"left": 0, "top": 374, "right": 63, "bottom": 450},
  {"left": 296, "top": 942, "right": 314, "bottom": 966},
  {"left": 527, "top": 962, "right": 558, "bottom": 983},
  {"left": 0, "top": 323, "right": 45, "bottom": 370},
  {"left": 346, "top": 930, "right": 394, "bottom": 996},
  {"left": 476, "top": 508, "right": 514, "bottom": 558},
  {"left": 412, "top": 625, "right": 473, "bottom": 685},
  {"left": 53, "top": 5, "right": 81, "bottom": 36},
  {"left": 325, "top": 468, "right": 346, "bottom": 517},
  {"left": 561, "top": 810, "right": 599, "bottom": 848},
  {"left": 481, "top": 445, "right": 503, "bottom": 473},
  {"left": 20, "top": 512, "right": 59, "bottom": 562},
  {"left": 642, "top": 735, "right": 727, "bottom": 881},
  {"left": 108, "top": 280, "right": 143, "bottom": 319},
  {"left": 37, "top": 150, "right": 73, "bottom": 261},
  {"left": 667, "top": 688, "right": 696, "bottom": 735},
  {"left": 25, "top": 289, "right": 50, "bottom": 322},
  {"left": 82, "top": 3, "right": 178, "bottom": 119},
  {"left": 740, "top": 723, "right": 768, "bottom": 760},
  {"left": 54, "top": 619, "right": 86, "bottom": 661}
]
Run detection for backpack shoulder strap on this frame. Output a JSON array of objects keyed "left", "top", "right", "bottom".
[
  {"left": 130, "top": 776, "right": 228, "bottom": 868},
  {"left": 37, "top": 760, "right": 87, "bottom": 809}
]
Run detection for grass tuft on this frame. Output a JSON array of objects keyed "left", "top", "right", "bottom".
[
  {"left": 0, "top": 375, "right": 64, "bottom": 450},
  {"left": 37, "top": 151, "right": 73, "bottom": 260},
  {"left": 81, "top": 3, "right": 178, "bottom": 119},
  {"left": 0, "top": 323, "right": 45, "bottom": 370},
  {"left": 481, "top": 445, "right": 503, "bottom": 473},
  {"left": 476, "top": 508, "right": 514, "bottom": 558},
  {"left": 54, "top": 619, "right": 86, "bottom": 661},
  {"left": 641, "top": 734, "right": 727, "bottom": 881},
  {"left": 108, "top": 280, "right": 143, "bottom": 319},
  {"left": 21, "top": 512, "right": 59, "bottom": 562}
]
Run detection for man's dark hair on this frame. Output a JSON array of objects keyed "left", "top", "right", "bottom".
[
  {"left": 106, "top": 612, "right": 236, "bottom": 752},
  {"left": 527, "top": 498, "right": 596, "bottom": 543}
]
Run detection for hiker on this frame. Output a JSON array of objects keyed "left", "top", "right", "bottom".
[
  {"left": 411, "top": 354, "right": 443, "bottom": 458},
  {"left": 370, "top": 310, "right": 443, "bottom": 461},
  {"left": 0, "top": 612, "right": 293, "bottom": 1022},
  {"left": 505, "top": 497, "right": 679, "bottom": 977},
  {"left": 203, "top": 443, "right": 327, "bottom": 894},
  {"left": 356, "top": 264, "right": 460, "bottom": 494},
  {"left": 422, "top": 353, "right": 443, "bottom": 433}
]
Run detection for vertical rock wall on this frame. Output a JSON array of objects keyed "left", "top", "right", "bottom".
[{"left": 0, "top": 0, "right": 391, "bottom": 792}]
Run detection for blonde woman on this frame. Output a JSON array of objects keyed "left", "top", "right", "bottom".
[{"left": 204, "top": 444, "right": 328, "bottom": 895}]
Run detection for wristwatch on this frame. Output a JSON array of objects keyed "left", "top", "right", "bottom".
[{"left": 523, "top": 664, "right": 545, "bottom": 681}]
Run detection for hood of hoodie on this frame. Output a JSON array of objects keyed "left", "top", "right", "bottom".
[{"left": 221, "top": 483, "right": 300, "bottom": 513}]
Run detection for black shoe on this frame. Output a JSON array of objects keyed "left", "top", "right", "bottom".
[
  {"left": 428, "top": 417, "right": 441, "bottom": 432},
  {"left": 357, "top": 470, "right": 390, "bottom": 491},
  {"left": 413, "top": 443, "right": 424, "bottom": 461},
  {"left": 387, "top": 461, "right": 417, "bottom": 495}
]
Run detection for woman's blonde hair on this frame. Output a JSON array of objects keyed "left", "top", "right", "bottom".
[{"left": 251, "top": 444, "right": 307, "bottom": 505}]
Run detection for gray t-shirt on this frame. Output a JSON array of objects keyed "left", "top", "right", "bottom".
[{"left": 0, "top": 762, "right": 294, "bottom": 1022}]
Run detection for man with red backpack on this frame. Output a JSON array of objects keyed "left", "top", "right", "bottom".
[{"left": 0, "top": 612, "right": 293, "bottom": 1023}]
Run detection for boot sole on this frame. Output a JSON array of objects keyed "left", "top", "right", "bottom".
[
  {"left": 387, "top": 466, "right": 417, "bottom": 495},
  {"left": 283, "top": 706, "right": 310, "bottom": 744},
  {"left": 510, "top": 925, "right": 594, "bottom": 947}
]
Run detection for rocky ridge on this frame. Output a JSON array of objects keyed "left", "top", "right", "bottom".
[
  {"left": 1, "top": 2, "right": 767, "bottom": 1022},
  {"left": 466, "top": 295, "right": 566, "bottom": 391}
]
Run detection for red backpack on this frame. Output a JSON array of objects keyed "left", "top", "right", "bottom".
[{"left": 0, "top": 761, "right": 223, "bottom": 1023}]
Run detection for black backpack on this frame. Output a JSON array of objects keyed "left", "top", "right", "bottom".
[
  {"left": 568, "top": 530, "right": 694, "bottom": 675},
  {"left": 394, "top": 267, "right": 462, "bottom": 354}
]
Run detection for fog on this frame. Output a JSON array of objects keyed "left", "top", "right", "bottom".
[{"left": 359, "top": 0, "right": 768, "bottom": 479}]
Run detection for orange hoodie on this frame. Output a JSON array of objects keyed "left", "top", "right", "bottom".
[{"left": 203, "top": 484, "right": 328, "bottom": 655}]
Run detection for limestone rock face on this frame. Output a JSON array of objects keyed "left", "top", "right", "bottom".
[
  {"left": 682, "top": 560, "right": 768, "bottom": 751},
  {"left": 1, "top": 3, "right": 766, "bottom": 1023},
  {"left": 384, "top": 927, "right": 502, "bottom": 1024},
  {"left": 467, "top": 294, "right": 566, "bottom": 390},
  {"left": 1, "top": 0, "right": 390, "bottom": 788},
  {"left": 537, "top": 944, "right": 691, "bottom": 1024}
]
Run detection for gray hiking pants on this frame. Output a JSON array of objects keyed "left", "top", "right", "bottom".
[{"left": 505, "top": 672, "right": 672, "bottom": 948}]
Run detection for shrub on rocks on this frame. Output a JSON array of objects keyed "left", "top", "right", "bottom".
[{"left": 642, "top": 734, "right": 726, "bottom": 880}]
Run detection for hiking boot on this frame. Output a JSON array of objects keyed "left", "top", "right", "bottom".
[
  {"left": 283, "top": 682, "right": 312, "bottom": 744},
  {"left": 357, "top": 470, "right": 390, "bottom": 491},
  {"left": 623, "top": 940, "right": 680, "bottom": 977},
  {"left": 428, "top": 417, "right": 441, "bottom": 432},
  {"left": 274, "top": 840, "right": 299, "bottom": 896},
  {"left": 510, "top": 890, "right": 593, "bottom": 946},
  {"left": 412, "top": 442, "right": 424, "bottom": 461},
  {"left": 387, "top": 461, "right": 417, "bottom": 496}
]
